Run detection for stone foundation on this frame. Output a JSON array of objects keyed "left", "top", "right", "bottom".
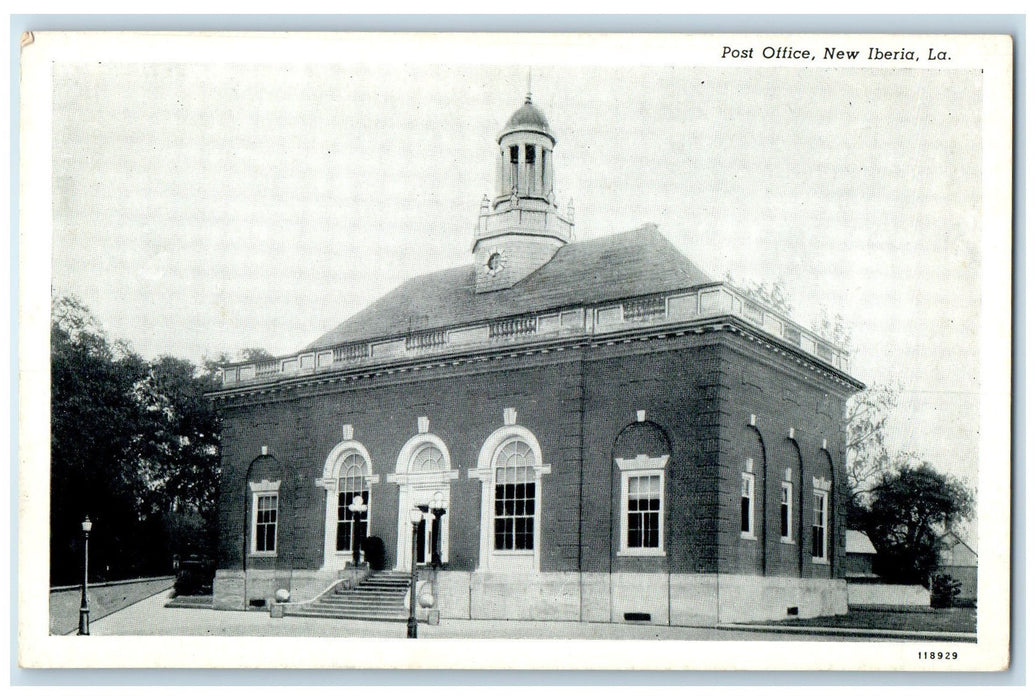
[
  {"left": 216, "top": 567, "right": 848, "bottom": 624},
  {"left": 436, "top": 571, "right": 846, "bottom": 625},
  {"left": 847, "top": 582, "right": 930, "bottom": 608}
]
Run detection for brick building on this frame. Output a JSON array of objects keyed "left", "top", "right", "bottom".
[{"left": 210, "top": 93, "right": 864, "bottom": 624}]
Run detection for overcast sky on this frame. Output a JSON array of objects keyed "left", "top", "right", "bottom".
[{"left": 50, "top": 58, "right": 984, "bottom": 491}]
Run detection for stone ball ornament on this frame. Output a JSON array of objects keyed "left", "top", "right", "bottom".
[
  {"left": 275, "top": 588, "right": 290, "bottom": 603},
  {"left": 418, "top": 583, "right": 435, "bottom": 608}
]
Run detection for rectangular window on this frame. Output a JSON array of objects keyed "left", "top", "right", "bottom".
[
  {"left": 780, "top": 482, "right": 794, "bottom": 542},
  {"left": 254, "top": 494, "right": 278, "bottom": 554},
  {"left": 618, "top": 468, "right": 666, "bottom": 556},
  {"left": 626, "top": 474, "right": 661, "bottom": 549},
  {"left": 812, "top": 490, "right": 829, "bottom": 561},
  {"left": 740, "top": 472, "right": 755, "bottom": 538},
  {"left": 494, "top": 466, "right": 535, "bottom": 551}
]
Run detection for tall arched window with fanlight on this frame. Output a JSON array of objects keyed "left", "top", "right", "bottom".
[
  {"left": 336, "top": 452, "right": 370, "bottom": 553},
  {"left": 470, "top": 420, "right": 550, "bottom": 572},
  {"left": 493, "top": 438, "right": 536, "bottom": 551},
  {"left": 320, "top": 438, "right": 378, "bottom": 571}
]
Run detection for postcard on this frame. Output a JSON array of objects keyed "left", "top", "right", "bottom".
[{"left": 18, "top": 31, "right": 1012, "bottom": 671}]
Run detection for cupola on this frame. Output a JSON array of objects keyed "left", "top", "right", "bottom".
[{"left": 473, "top": 91, "right": 574, "bottom": 293}]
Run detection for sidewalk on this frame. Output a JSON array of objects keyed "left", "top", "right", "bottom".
[
  {"left": 85, "top": 590, "right": 913, "bottom": 641},
  {"left": 716, "top": 623, "right": 977, "bottom": 643}
]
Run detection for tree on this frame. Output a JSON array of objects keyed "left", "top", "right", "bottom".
[
  {"left": 238, "top": 347, "right": 275, "bottom": 363},
  {"left": 724, "top": 273, "right": 795, "bottom": 316},
  {"left": 861, "top": 458, "right": 974, "bottom": 586},
  {"left": 844, "top": 382, "right": 902, "bottom": 529},
  {"left": 51, "top": 294, "right": 222, "bottom": 584},
  {"left": 132, "top": 355, "right": 222, "bottom": 555},
  {"left": 51, "top": 295, "right": 150, "bottom": 584}
]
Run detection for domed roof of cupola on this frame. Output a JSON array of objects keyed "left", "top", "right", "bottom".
[{"left": 500, "top": 95, "right": 554, "bottom": 141}]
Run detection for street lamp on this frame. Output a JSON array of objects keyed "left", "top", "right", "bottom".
[
  {"left": 78, "top": 516, "right": 92, "bottom": 636},
  {"left": 347, "top": 494, "right": 368, "bottom": 567},
  {"left": 407, "top": 506, "right": 423, "bottom": 639},
  {"left": 429, "top": 492, "right": 447, "bottom": 569}
]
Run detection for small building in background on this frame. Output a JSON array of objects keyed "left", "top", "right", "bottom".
[
  {"left": 844, "top": 529, "right": 879, "bottom": 581},
  {"left": 938, "top": 531, "right": 978, "bottom": 603}
]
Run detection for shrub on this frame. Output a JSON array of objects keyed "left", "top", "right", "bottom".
[
  {"left": 930, "top": 573, "right": 962, "bottom": 608},
  {"left": 362, "top": 536, "right": 386, "bottom": 571}
]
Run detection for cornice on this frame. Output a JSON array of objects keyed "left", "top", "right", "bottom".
[{"left": 210, "top": 313, "right": 862, "bottom": 409}]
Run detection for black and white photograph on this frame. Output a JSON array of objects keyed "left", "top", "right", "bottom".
[{"left": 18, "top": 31, "right": 1013, "bottom": 671}]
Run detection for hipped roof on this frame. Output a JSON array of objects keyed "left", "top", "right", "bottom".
[{"left": 305, "top": 224, "right": 712, "bottom": 351}]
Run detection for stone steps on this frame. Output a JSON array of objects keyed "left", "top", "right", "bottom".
[{"left": 285, "top": 572, "right": 414, "bottom": 622}]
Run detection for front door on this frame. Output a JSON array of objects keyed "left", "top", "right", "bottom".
[
  {"left": 397, "top": 487, "right": 448, "bottom": 570},
  {"left": 415, "top": 515, "right": 428, "bottom": 565}
]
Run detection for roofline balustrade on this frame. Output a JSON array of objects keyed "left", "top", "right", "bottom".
[{"left": 218, "top": 282, "right": 853, "bottom": 389}]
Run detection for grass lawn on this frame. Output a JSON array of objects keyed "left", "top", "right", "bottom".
[{"left": 768, "top": 607, "right": 976, "bottom": 634}]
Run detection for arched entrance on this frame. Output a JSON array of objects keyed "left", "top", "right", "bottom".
[{"left": 389, "top": 433, "right": 458, "bottom": 570}]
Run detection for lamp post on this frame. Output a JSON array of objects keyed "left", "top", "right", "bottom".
[
  {"left": 429, "top": 492, "right": 447, "bottom": 569},
  {"left": 78, "top": 516, "right": 92, "bottom": 636},
  {"left": 347, "top": 494, "right": 368, "bottom": 567},
  {"left": 407, "top": 506, "right": 423, "bottom": 639}
]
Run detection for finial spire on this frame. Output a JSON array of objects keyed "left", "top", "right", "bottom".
[{"left": 525, "top": 68, "right": 532, "bottom": 104}]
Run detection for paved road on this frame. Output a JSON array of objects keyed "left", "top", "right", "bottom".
[{"left": 86, "top": 589, "right": 895, "bottom": 641}]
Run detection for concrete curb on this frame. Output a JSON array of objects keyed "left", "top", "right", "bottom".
[{"left": 717, "top": 623, "right": 977, "bottom": 643}]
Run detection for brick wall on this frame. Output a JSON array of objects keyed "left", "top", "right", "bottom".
[
  {"left": 217, "top": 349, "right": 586, "bottom": 574},
  {"left": 579, "top": 340, "right": 721, "bottom": 575},
  {"left": 716, "top": 335, "right": 853, "bottom": 580},
  {"left": 215, "top": 328, "right": 854, "bottom": 583}
]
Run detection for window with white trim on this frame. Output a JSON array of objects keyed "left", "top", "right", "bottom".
[
  {"left": 493, "top": 438, "right": 535, "bottom": 551},
  {"left": 621, "top": 472, "right": 664, "bottom": 553},
  {"left": 335, "top": 452, "right": 369, "bottom": 553},
  {"left": 812, "top": 489, "right": 829, "bottom": 562},
  {"left": 252, "top": 492, "right": 278, "bottom": 555},
  {"left": 740, "top": 472, "right": 755, "bottom": 538},
  {"left": 780, "top": 481, "right": 794, "bottom": 542}
]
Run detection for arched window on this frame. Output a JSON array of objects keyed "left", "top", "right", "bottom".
[
  {"left": 336, "top": 451, "right": 370, "bottom": 553},
  {"left": 410, "top": 444, "right": 446, "bottom": 473},
  {"left": 492, "top": 438, "right": 536, "bottom": 551},
  {"left": 470, "top": 420, "right": 549, "bottom": 571}
]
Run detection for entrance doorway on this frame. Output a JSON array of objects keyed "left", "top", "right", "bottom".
[
  {"left": 398, "top": 488, "right": 448, "bottom": 570},
  {"left": 391, "top": 433, "right": 457, "bottom": 571}
]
